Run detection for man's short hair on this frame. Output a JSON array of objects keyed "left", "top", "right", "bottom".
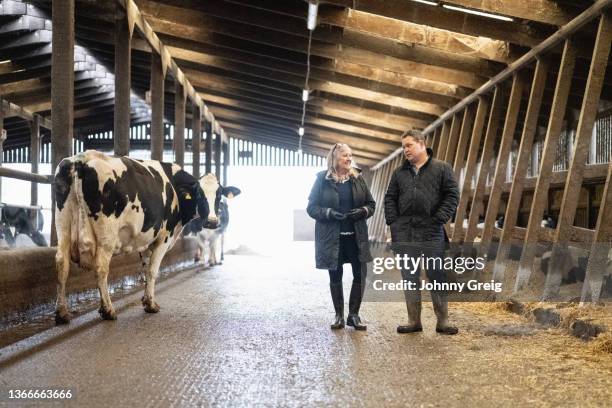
[{"left": 401, "top": 129, "right": 425, "bottom": 143}]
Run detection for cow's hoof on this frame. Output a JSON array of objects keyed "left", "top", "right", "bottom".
[
  {"left": 142, "top": 297, "right": 160, "bottom": 313},
  {"left": 55, "top": 309, "right": 71, "bottom": 325},
  {"left": 98, "top": 306, "right": 117, "bottom": 320},
  {"left": 143, "top": 301, "right": 160, "bottom": 313}
]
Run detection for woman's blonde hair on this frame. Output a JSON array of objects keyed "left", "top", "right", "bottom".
[{"left": 326, "top": 143, "right": 359, "bottom": 181}]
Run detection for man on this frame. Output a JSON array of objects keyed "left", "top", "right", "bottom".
[{"left": 384, "top": 130, "right": 459, "bottom": 335}]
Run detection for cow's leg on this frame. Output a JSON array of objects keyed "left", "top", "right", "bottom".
[
  {"left": 142, "top": 242, "right": 168, "bottom": 313},
  {"left": 55, "top": 242, "right": 72, "bottom": 324},
  {"left": 195, "top": 233, "right": 205, "bottom": 263},
  {"left": 210, "top": 236, "right": 217, "bottom": 265},
  {"left": 94, "top": 248, "right": 116, "bottom": 320}
]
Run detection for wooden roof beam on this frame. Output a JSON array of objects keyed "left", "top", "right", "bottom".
[
  {"left": 171, "top": 49, "right": 455, "bottom": 108},
  {"left": 319, "top": 0, "right": 552, "bottom": 47},
  {"left": 219, "top": 121, "right": 384, "bottom": 162},
  {"left": 321, "top": 7, "right": 515, "bottom": 64},
  {"left": 224, "top": 0, "right": 516, "bottom": 63},
  {"left": 136, "top": 1, "right": 500, "bottom": 79},
  {"left": 115, "top": 0, "right": 227, "bottom": 143},
  {"left": 182, "top": 67, "right": 444, "bottom": 116},
  {"left": 211, "top": 108, "right": 397, "bottom": 154},
  {"left": 441, "top": 0, "right": 577, "bottom": 26},
  {"left": 198, "top": 92, "right": 400, "bottom": 142}
]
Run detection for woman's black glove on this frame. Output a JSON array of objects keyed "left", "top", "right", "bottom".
[
  {"left": 346, "top": 207, "right": 368, "bottom": 220},
  {"left": 328, "top": 209, "right": 347, "bottom": 221}
]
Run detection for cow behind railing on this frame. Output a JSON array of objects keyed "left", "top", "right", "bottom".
[{"left": 0, "top": 204, "right": 47, "bottom": 248}]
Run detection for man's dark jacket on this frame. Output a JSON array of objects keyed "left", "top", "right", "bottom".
[
  {"left": 307, "top": 169, "right": 375, "bottom": 270},
  {"left": 384, "top": 148, "right": 459, "bottom": 243}
]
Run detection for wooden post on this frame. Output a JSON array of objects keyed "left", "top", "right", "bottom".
[
  {"left": 214, "top": 132, "right": 222, "bottom": 178},
  {"left": 452, "top": 95, "right": 489, "bottom": 243},
  {"left": 544, "top": 13, "right": 612, "bottom": 299},
  {"left": 192, "top": 104, "right": 202, "bottom": 179},
  {"left": 0, "top": 98, "right": 4, "bottom": 201},
  {"left": 435, "top": 120, "right": 450, "bottom": 160},
  {"left": 30, "top": 115, "right": 40, "bottom": 207},
  {"left": 114, "top": 8, "right": 131, "bottom": 157},
  {"left": 580, "top": 162, "right": 612, "bottom": 303},
  {"left": 515, "top": 39, "right": 577, "bottom": 292},
  {"left": 51, "top": 0, "right": 75, "bottom": 246},
  {"left": 465, "top": 86, "right": 503, "bottom": 243},
  {"left": 480, "top": 74, "right": 525, "bottom": 252},
  {"left": 150, "top": 53, "right": 164, "bottom": 161},
  {"left": 204, "top": 120, "right": 213, "bottom": 175},
  {"left": 174, "top": 82, "right": 186, "bottom": 167},
  {"left": 430, "top": 126, "right": 441, "bottom": 154},
  {"left": 443, "top": 113, "right": 462, "bottom": 163},
  {"left": 453, "top": 103, "right": 476, "bottom": 177},
  {"left": 492, "top": 58, "right": 549, "bottom": 283},
  {"left": 222, "top": 141, "right": 229, "bottom": 185}
]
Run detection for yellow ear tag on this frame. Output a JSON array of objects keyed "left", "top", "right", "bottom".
[{"left": 185, "top": 193, "right": 192, "bottom": 200}]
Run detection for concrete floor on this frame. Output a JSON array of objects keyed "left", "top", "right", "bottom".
[{"left": 0, "top": 244, "right": 610, "bottom": 407}]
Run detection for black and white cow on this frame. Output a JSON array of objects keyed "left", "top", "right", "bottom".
[
  {"left": 185, "top": 173, "right": 240, "bottom": 265},
  {"left": 0, "top": 205, "right": 47, "bottom": 247},
  {"left": 53, "top": 150, "right": 211, "bottom": 324},
  {"left": 540, "top": 246, "right": 611, "bottom": 288}
]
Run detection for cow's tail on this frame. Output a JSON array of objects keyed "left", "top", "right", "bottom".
[{"left": 72, "top": 161, "right": 97, "bottom": 267}]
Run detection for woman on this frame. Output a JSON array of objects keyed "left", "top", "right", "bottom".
[{"left": 307, "top": 143, "right": 376, "bottom": 330}]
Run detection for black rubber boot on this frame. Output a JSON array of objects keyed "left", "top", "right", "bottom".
[
  {"left": 329, "top": 282, "right": 345, "bottom": 330},
  {"left": 432, "top": 291, "right": 458, "bottom": 335},
  {"left": 346, "top": 280, "right": 366, "bottom": 331}
]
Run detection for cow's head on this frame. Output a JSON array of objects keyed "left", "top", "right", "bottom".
[
  {"left": 173, "top": 170, "right": 210, "bottom": 231},
  {"left": 199, "top": 173, "right": 241, "bottom": 229}
]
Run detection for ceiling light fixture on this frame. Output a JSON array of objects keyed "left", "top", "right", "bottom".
[
  {"left": 442, "top": 4, "right": 514, "bottom": 22},
  {"left": 307, "top": 1, "right": 319, "bottom": 31},
  {"left": 411, "top": 0, "right": 439, "bottom": 6},
  {"left": 298, "top": 2, "right": 316, "bottom": 154}
]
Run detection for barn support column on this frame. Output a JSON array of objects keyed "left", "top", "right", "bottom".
[
  {"left": 214, "top": 130, "right": 222, "bottom": 178},
  {"left": 150, "top": 53, "right": 165, "bottom": 161},
  {"left": 479, "top": 74, "right": 525, "bottom": 256},
  {"left": 492, "top": 58, "right": 549, "bottom": 283},
  {"left": 30, "top": 115, "right": 40, "bottom": 207},
  {"left": 222, "top": 141, "right": 229, "bottom": 185},
  {"left": 192, "top": 104, "right": 202, "bottom": 179},
  {"left": 51, "top": 0, "right": 75, "bottom": 246},
  {"left": 174, "top": 82, "right": 186, "bottom": 167},
  {"left": 515, "top": 40, "right": 577, "bottom": 292},
  {"left": 581, "top": 162, "right": 612, "bottom": 303},
  {"left": 0, "top": 99, "right": 4, "bottom": 201},
  {"left": 114, "top": 7, "right": 132, "bottom": 157},
  {"left": 204, "top": 120, "right": 213, "bottom": 175},
  {"left": 465, "top": 85, "right": 503, "bottom": 243},
  {"left": 452, "top": 95, "right": 489, "bottom": 243},
  {"left": 544, "top": 13, "right": 612, "bottom": 300}
]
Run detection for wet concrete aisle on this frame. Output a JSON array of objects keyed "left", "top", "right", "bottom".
[{"left": 0, "top": 244, "right": 610, "bottom": 407}]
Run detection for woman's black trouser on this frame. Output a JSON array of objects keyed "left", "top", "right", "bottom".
[{"left": 328, "top": 235, "right": 365, "bottom": 317}]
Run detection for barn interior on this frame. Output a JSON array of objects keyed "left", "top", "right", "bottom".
[{"left": 0, "top": 1, "right": 611, "bottom": 405}]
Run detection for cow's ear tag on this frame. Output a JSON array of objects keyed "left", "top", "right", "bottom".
[{"left": 185, "top": 193, "right": 192, "bottom": 200}]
